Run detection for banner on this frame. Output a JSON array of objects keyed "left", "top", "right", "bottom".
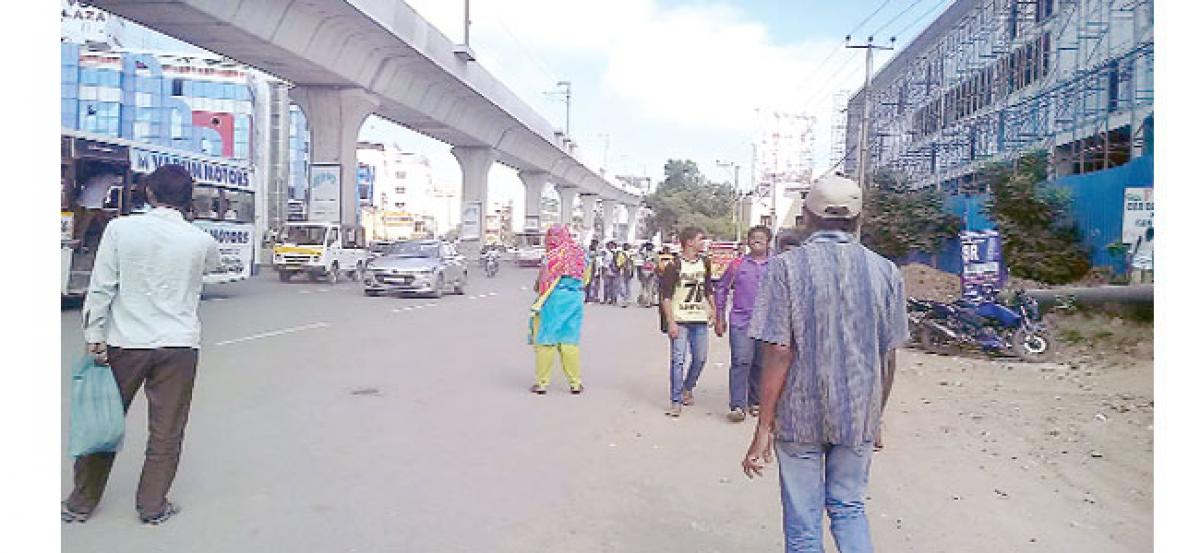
[
  {"left": 309, "top": 164, "right": 340, "bottom": 223},
  {"left": 1121, "top": 187, "right": 1154, "bottom": 244},
  {"left": 193, "top": 220, "right": 254, "bottom": 283},
  {"left": 959, "top": 230, "right": 1005, "bottom": 296},
  {"left": 462, "top": 201, "right": 482, "bottom": 240}
]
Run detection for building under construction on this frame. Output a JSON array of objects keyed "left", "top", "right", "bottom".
[
  {"left": 844, "top": 0, "right": 1153, "bottom": 190},
  {"left": 751, "top": 110, "right": 817, "bottom": 228}
]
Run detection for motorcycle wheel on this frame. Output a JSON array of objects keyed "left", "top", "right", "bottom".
[
  {"left": 1012, "top": 328, "right": 1054, "bottom": 362},
  {"left": 919, "top": 323, "right": 952, "bottom": 355}
]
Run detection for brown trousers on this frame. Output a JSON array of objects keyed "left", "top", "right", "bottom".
[{"left": 67, "top": 347, "right": 198, "bottom": 518}]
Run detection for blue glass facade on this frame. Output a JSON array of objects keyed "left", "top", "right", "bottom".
[{"left": 61, "top": 41, "right": 254, "bottom": 161}]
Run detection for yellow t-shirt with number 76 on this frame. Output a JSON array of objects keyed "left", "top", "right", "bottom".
[{"left": 671, "top": 257, "right": 711, "bottom": 324}]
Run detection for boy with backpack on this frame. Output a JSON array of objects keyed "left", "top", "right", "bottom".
[{"left": 658, "top": 227, "right": 716, "bottom": 417}]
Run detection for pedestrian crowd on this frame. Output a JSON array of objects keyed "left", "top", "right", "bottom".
[
  {"left": 525, "top": 174, "right": 908, "bottom": 552},
  {"left": 68, "top": 165, "right": 905, "bottom": 552}
]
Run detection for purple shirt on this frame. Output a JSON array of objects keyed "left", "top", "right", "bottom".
[{"left": 714, "top": 254, "right": 770, "bottom": 329}]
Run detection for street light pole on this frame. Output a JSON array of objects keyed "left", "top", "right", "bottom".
[{"left": 717, "top": 160, "right": 742, "bottom": 239}]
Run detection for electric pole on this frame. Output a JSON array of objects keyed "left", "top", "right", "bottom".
[
  {"left": 846, "top": 35, "right": 894, "bottom": 198},
  {"left": 545, "top": 81, "right": 572, "bottom": 136}
]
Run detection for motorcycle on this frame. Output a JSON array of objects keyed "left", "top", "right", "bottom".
[
  {"left": 911, "top": 288, "right": 1054, "bottom": 362},
  {"left": 484, "top": 255, "right": 500, "bottom": 278}
]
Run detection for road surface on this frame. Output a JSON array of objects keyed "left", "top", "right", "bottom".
[{"left": 61, "top": 265, "right": 1151, "bottom": 552}]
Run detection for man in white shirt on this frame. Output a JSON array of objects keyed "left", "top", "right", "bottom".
[{"left": 63, "top": 165, "right": 219, "bottom": 526}]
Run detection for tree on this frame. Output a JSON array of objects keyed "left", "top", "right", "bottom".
[
  {"left": 860, "top": 169, "right": 962, "bottom": 260},
  {"left": 643, "top": 159, "right": 738, "bottom": 240},
  {"left": 981, "top": 151, "right": 1090, "bottom": 284}
]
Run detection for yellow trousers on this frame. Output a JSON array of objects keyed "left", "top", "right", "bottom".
[{"left": 534, "top": 344, "right": 582, "bottom": 389}]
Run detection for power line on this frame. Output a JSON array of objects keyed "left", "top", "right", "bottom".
[
  {"left": 799, "top": 0, "right": 950, "bottom": 112},
  {"left": 792, "top": 0, "right": 895, "bottom": 99},
  {"left": 891, "top": 0, "right": 952, "bottom": 42},
  {"left": 871, "top": 0, "right": 936, "bottom": 38},
  {"left": 848, "top": 0, "right": 896, "bottom": 38}
]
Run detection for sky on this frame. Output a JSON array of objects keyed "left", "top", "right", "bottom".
[
  {"left": 373, "top": 0, "right": 955, "bottom": 216},
  {"left": 109, "top": 0, "right": 956, "bottom": 223}
]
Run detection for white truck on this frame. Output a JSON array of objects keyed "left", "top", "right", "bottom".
[
  {"left": 272, "top": 222, "right": 368, "bottom": 284},
  {"left": 513, "top": 230, "right": 546, "bottom": 267}
]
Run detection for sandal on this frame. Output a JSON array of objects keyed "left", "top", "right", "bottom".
[
  {"left": 529, "top": 385, "right": 547, "bottom": 395},
  {"left": 61, "top": 502, "right": 90, "bottom": 524},
  {"left": 682, "top": 390, "right": 695, "bottom": 406},
  {"left": 570, "top": 385, "right": 584, "bottom": 395},
  {"left": 141, "top": 502, "right": 180, "bottom": 526},
  {"left": 749, "top": 405, "right": 760, "bottom": 417}
]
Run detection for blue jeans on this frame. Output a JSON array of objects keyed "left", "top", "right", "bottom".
[
  {"left": 668, "top": 322, "right": 709, "bottom": 404},
  {"left": 776, "top": 441, "right": 874, "bottom": 553},
  {"left": 728, "top": 325, "right": 762, "bottom": 410}
]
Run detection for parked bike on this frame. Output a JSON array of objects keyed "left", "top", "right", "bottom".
[{"left": 910, "top": 288, "right": 1054, "bottom": 362}]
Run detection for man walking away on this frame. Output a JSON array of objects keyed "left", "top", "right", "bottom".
[
  {"left": 775, "top": 228, "right": 804, "bottom": 253},
  {"left": 636, "top": 242, "right": 658, "bottom": 307},
  {"left": 659, "top": 227, "right": 716, "bottom": 417},
  {"left": 602, "top": 241, "right": 620, "bottom": 305},
  {"left": 741, "top": 175, "right": 907, "bottom": 552},
  {"left": 585, "top": 240, "right": 602, "bottom": 303},
  {"left": 618, "top": 243, "right": 636, "bottom": 307},
  {"left": 63, "top": 165, "right": 219, "bottom": 526},
  {"left": 714, "top": 225, "right": 773, "bottom": 423}
]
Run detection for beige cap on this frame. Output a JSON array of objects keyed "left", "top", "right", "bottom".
[{"left": 806, "top": 174, "right": 863, "bottom": 219}]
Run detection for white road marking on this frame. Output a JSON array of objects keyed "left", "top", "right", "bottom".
[
  {"left": 298, "top": 290, "right": 313, "bottom": 295},
  {"left": 422, "top": 303, "right": 437, "bottom": 308},
  {"left": 211, "top": 297, "right": 228, "bottom": 302},
  {"left": 317, "top": 289, "right": 331, "bottom": 293},
  {"left": 468, "top": 296, "right": 479, "bottom": 300},
  {"left": 215, "top": 322, "right": 330, "bottom": 347},
  {"left": 487, "top": 292, "right": 498, "bottom": 297}
]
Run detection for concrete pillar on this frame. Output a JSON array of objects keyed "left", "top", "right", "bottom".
[
  {"left": 450, "top": 146, "right": 494, "bottom": 260},
  {"left": 518, "top": 170, "right": 549, "bottom": 232},
  {"left": 556, "top": 185, "right": 578, "bottom": 231},
  {"left": 623, "top": 203, "right": 639, "bottom": 244},
  {"left": 580, "top": 194, "right": 599, "bottom": 246},
  {"left": 290, "top": 86, "right": 379, "bottom": 227},
  {"left": 601, "top": 200, "right": 616, "bottom": 243}
]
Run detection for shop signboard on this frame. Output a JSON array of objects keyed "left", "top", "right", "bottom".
[{"left": 130, "top": 147, "right": 251, "bottom": 188}]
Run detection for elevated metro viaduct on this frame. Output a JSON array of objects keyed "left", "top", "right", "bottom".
[{"left": 90, "top": 0, "right": 644, "bottom": 255}]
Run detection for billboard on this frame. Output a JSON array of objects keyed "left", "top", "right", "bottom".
[
  {"left": 1122, "top": 187, "right": 1153, "bottom": 244},
  {"left": 309, "top": 164, "right": 340, "bottom": 223},
  {"left": 960, "top": 230, "right": 1005, "bottom": 296}
]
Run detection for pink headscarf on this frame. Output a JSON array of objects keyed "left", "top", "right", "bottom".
[{"left": 538, "top": 224, "right": 586, "bottom": 294}]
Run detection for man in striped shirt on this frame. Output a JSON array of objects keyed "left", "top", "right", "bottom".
[{"left": 741, "top": 175, "right": 907, "bottom": 552}]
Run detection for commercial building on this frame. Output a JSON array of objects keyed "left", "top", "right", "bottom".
[
  {"left": 845, "top": 0, "right": 1153, "bottom": 189},
  {"left": 356, "top": 141, "right": 456, "bottom": 241},
  {"left": 752, "top": 110, "right": 817, "bottom": 229}
]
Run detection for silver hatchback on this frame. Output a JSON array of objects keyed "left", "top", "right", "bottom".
[{"left": 362, "top": 240, "right": 468, "bottom": 298}]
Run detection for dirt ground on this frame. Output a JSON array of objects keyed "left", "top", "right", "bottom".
[
  {"left": 894, "top": 263, "right": 1152, "bottom": 551},
  {"left": 879, "top": 342, "right": 1153, "bottom": 552}
]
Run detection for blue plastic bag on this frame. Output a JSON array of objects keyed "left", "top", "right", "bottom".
[{"left": 68, "top": 356, "right": 126, "bottom": 457}]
